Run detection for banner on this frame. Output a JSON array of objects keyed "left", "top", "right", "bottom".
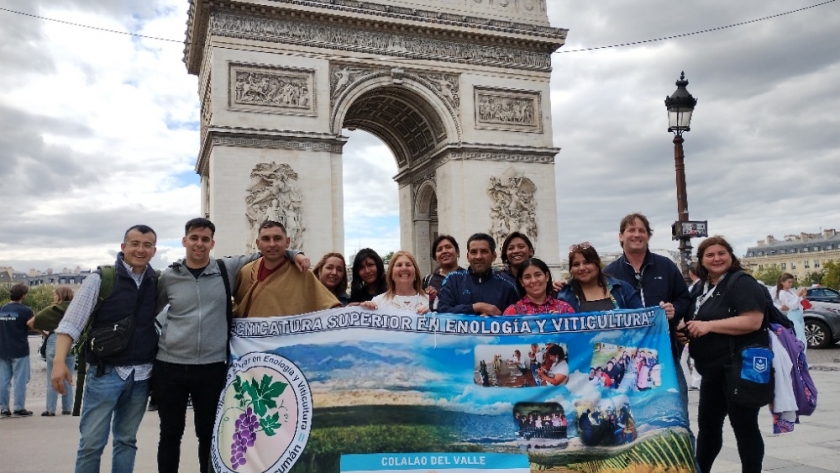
[{"left": 211, "top": 307, "right": 695, "bottom": 473}]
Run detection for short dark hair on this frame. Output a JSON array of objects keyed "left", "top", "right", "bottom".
[
  {"left": 619, "top": 213, "right": 653, "bottom": 248},
  {"left": 185, "top": 217, "right": 215, "bottom": 236},
  {"left": 467, "top": 232, "right": 496, "bottom": 254},
  {"left": 9, "top": 283, "right": 28, "bottom": 301},
  {"left": 123, "top": 225, "right": 157, "bottom": 244},
  {"left": 259, "top": 220, "right": 287, "bottom": 235},
  {"left": 431, "top": 234, "right": 460, "bottom": 260},
  {"left": 501, "top": 232, "right": 535, "bottom": 266},
  {"left": 695, "top": 235, "right": 744, "bottom": 282},
  {"left": 547, "top": 344, "right": 566, "bottom": 361}
]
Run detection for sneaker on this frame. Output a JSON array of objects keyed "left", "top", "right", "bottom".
[
  {"left": 0, "top": 410, "right": 11, "bottom": 418},
  {"left": 41, "top": 411, "right": 55, "bottom": 417},
  {"left": 12, "top": 409, "right": 33, "bottom": 417}
]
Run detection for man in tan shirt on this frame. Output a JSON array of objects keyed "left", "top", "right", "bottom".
[{"left": 234, "top": 221, "right": 340, "bottom": 317}]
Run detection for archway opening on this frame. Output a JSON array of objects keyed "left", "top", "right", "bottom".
[{"left": 338, "top": 83, "right": 449, "bottom": 274}]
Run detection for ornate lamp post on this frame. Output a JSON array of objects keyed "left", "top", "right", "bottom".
[{"left": 665, "top": 72, "right": 698, "bottom": 283}]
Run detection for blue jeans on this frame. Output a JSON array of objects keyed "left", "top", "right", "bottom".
[
  {"left": 46, "top": 333, "right": 76, "bottom": 413},
  {"left": 0, "top": 355, "right": 30, "bottom": 411},
  {"left": 75, "top": 366, "right": 150, "bottom": 473}
]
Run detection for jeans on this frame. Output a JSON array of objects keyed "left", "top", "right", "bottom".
[
  {"left": 153, "top": 360, "right": 227, "bottom": 473},
  {"left": 696, "top": 360, "right": 763, "bottom": 473},
  {"left": 0, "top": 355, "right": 30, "bottom": 411},
  {"left": 75, "top": 366, "right": 150, "bottom": 473},
  {"left": 46, "top": 333, "right": 76, "bottom": 413}
]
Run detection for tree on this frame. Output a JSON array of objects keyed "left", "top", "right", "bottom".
[
  {"left": 383, "top": 251, "right": 395, "bottom": 264},
  {"left": 803, "top": 270, "right": 825, "bottom": 286},
  {"left": 22, "top": 285, "right": 58, "bottom": 314},
  {"left": 822, "top": 260, "right": 840, "bottom": 290},
  {"left": 751, "top": 265, "right": 784, "bottom": 286}
]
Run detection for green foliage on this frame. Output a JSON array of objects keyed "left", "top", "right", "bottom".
[
  {"left": 0, "top": 284, "right": 56, "bottom": 312},
  {"left": 751, "top": 265, "right": 784, "bottom": 286},
  {"left": 23, "top": 285, "right": 58, "bottom": 313},
  {"left": 822, "top": 260, "right": 840, "bottom": 290},
  {"left": 803, "top": 270, "right": 825, "bottom": 286}
]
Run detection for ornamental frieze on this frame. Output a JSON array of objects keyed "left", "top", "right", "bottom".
[
  {"left": 209, "top": 12, "right": 552, "bottom": 71},
  {"left": 229, "top": 64, "right": 316, "bottom": 116},
  {"left": 474, "top": 86, "right": 542, "bottom": 133}
]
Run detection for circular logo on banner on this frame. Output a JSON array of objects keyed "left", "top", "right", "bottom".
[{"left": 212, "top": 353, "right": 312, "bottom": 473}]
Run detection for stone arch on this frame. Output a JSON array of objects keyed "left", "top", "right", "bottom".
[
  {"left": 413, "top": 179, "right": 439, "bottom": 272},
  {"left": 331, "top": 72, "right": 461, "bottom": 168}
]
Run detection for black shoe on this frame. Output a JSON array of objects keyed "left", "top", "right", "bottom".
[
  {"left": 0, "top": 410, "right": 11, "bottom": 418},
  {"left": 12, "top": 409, "right": 33, "bottom": 417},
  {"left": 41, "top": 411, "right": 55, "bottom": 417},
  {"left": 62, "top": 410, "right": 72, "bottom": 415}
]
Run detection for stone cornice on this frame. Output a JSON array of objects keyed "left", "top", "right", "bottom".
[
  {"left": 184, "top": 1, "right": 566, "bottom": 75},
  {"left": 434, "top": 143, "right": 561, "bottom": 165},
  {"left": 196, "top": 127, "right": 348, "bottom": 174}
]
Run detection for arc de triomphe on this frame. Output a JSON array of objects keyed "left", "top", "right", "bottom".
[{"left": 184, "top": 0, "right": 567, "bottom": 272}]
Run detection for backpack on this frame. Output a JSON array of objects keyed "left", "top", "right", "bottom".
[{"left": 771, "top": 323, "right": 817, "bottom": 416}]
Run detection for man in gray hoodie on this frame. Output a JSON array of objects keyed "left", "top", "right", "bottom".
[{"left": 154, "top": 218, "right": 308, "bottom": 473}]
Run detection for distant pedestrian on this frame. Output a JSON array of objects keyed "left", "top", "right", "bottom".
[
  {"left": 27, "top": 286, "right": 76, "bottom": 416},
  {"left": 773, "top": 272, "right": 808, "bottom": 350},
  {"left": 0, "top": 283, "right": 35, "bottom": 417}
]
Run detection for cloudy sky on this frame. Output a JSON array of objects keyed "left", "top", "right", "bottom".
[{"left": 1, "top": 0, "right": 838, "bottom": 273}]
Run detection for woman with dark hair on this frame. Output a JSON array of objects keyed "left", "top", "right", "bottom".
[
  {"left": 503, "top": 258, "right": 574, "bottom": 315},
  {"left": 422, "top": 235, "right": 463, "bottom": 309},
  {"left": 26, "top": 286, "right": 75, "bottom": 416},
  {"left": 683, "top": 236, "right": 768, "bottom": 473},
  {"left": 557, "top": 243, "right": 642, "bottom": 312},
  {"left": 773, "top": 272, "right": 807, "bottom": 348},
  {"left": 349, "top": 248, "right": 387, "bottom": 304},
  {"left": 501, "top": 232, "right": 535, "bottom": 284},
  {"left": 313, "top": 252, "right": 350, "bottom": 306},
  {"left": 536, "top": 344, "right": 569, "bottom": 386}
]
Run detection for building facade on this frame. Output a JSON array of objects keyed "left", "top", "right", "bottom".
[{"left": 742, "top": 229, "right": 840, "bottom": 282}]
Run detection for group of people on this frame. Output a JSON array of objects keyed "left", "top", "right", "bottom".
[
  {"left": 0, "top": 211, "right": 780, "bottom": 473},
  {"left": 515, "top": 408, "right": 569, "bottom": 440},
  {"left": 577, "top": 402, "right": 637, "bottom": 447}
]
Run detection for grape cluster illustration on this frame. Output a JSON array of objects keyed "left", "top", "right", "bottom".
[
  {"left": 230, "top": 407, "right": 259, "bottom": 468},
  {"left": 224, "top": 374, "right": 288, "bottom": 471}
]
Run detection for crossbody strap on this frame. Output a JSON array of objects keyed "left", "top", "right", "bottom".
[{"left": 216, "top": 259, "right": 233, "bottom": 363}]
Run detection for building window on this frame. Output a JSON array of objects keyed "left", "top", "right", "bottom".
[
  {"left": 748, "top": 251, "right": 754, "bottom": 257},
  {"left": 758, "top": 265, "right": 764, "bottom": 270},
  {"left": 813, "top": 246, "right": 820, "bottom": 251},
  {"left": 781, "top": 249, "right": 787, "bottom": 254},
  {"left": 827, "top": 244, "right": 834, "bottom": 250},
  {"left": 790, "top": 248, "right": 797, "bottom": 253},
  {"left": 770, "top": 250, "right": 776, "bottom": 255},
  {"left": 781, "top": 263, "right": 786, "bottom": 270},
  {"left": 791, "top": 263, "right": 796, "bottom": 270},
  {"left": 802, "top": 247, "right": 809, "bottom": 252},
  {"left": 758, "top": 251, "right": 764, "bottom": 256},
  {"left": 804, "top": 261, "right": 810, "bottom": 269},
  {"left": 815, "top": 260, "right": 820, "bottom": 268}
]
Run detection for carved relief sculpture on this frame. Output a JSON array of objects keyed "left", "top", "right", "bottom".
[
  {"left": 474, "top": 86, "right": 542, "bottom": 133},
  {"left": 330, "top": 64, "right": 376, "bottom": 104},
  {"left": 419, "top": 73, "right": 460, "bottom": 109},
  {"left": 487, "top": 169, "right": 538, "bottom": 249},
  {"left": 245, "top": 162, "right": 305, "bottom": 252},
  {"left": 229, "top": 63, "right": 316, "bottom": 116}
]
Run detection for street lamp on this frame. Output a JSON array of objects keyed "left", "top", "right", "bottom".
[{"left": 665, "top": 72, "right": 698, "bottom": 283}]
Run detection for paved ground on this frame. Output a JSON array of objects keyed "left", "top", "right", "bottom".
[{"left": 2, "top": 338, "right": 839, "bottom": 473}]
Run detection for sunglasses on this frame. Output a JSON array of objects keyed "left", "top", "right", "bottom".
[{"left": 568, "top": 241, "right": 592, "bottom": 252}]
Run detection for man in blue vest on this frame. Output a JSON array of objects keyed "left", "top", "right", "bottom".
[{"left": 52, "top": 225, "right": 159, "bottom": 473}]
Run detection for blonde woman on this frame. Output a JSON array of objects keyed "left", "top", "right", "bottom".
[{"left": 361, "top": 251, "right": 429, "bottom": 314}]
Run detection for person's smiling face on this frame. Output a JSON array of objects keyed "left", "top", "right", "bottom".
[{"left": 506, "top": 237, "right": 534, "bottom": 267}]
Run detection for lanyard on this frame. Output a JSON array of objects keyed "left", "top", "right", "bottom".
[{"left": 693, "top": 273, "right": 726, "bottom": 318}]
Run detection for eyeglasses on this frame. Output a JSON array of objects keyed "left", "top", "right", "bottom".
[{"left": 569, "top": 241, "right": 592, "bottom": 252}]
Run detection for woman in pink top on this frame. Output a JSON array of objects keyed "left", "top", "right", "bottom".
[{"left": 503, "top": 258, "right": 575, "bottom": 315}]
